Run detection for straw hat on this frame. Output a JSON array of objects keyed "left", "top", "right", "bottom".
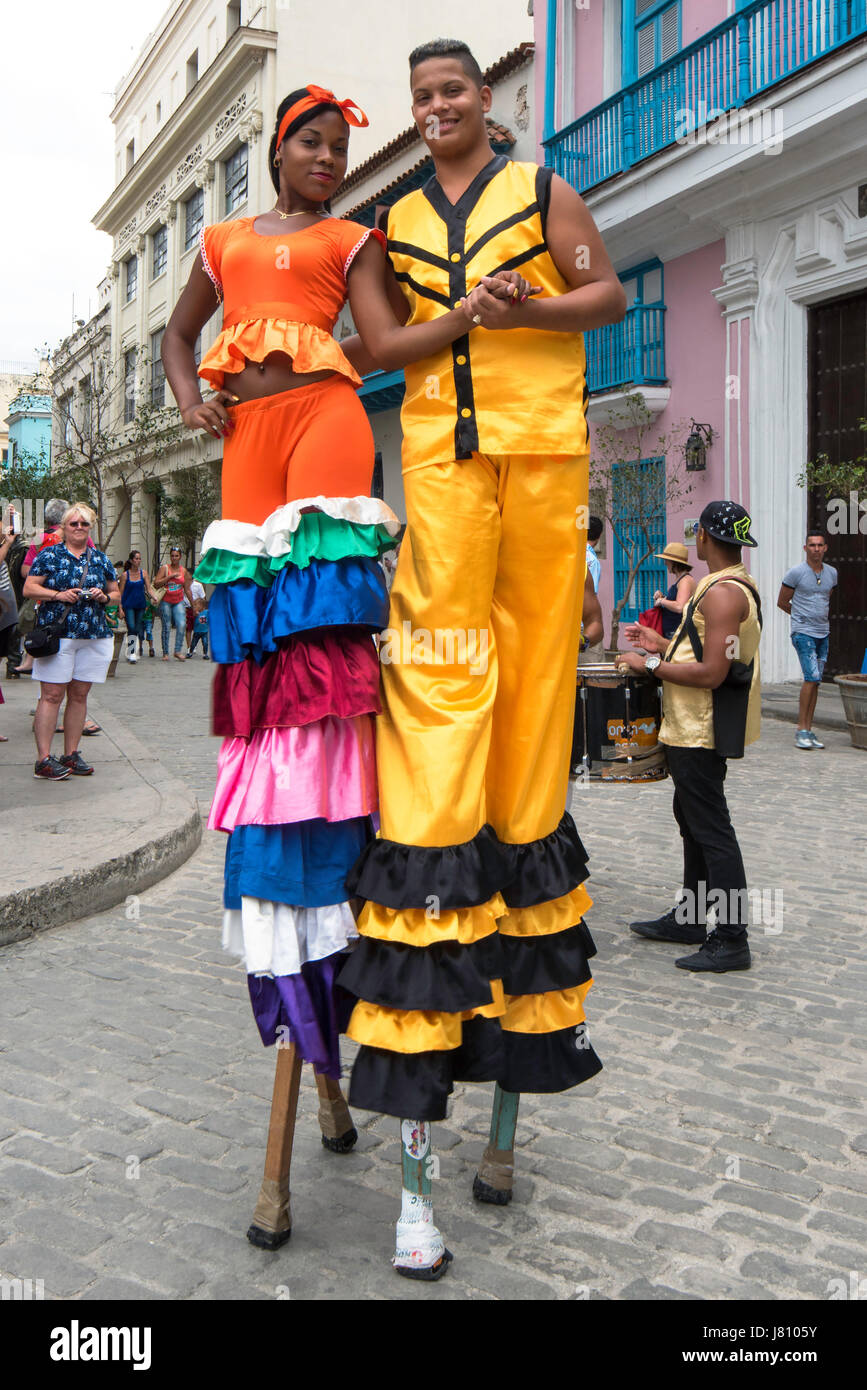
[{"left": 654, "top": 541, "right": 692, "bottom": 568}]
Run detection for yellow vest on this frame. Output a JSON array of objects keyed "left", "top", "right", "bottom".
[
  {"left": 659, "top": 564, "right": 762, "bottom": 750},
  {"left": 387, "top": 155, "right": 589, "bottom": 472}
]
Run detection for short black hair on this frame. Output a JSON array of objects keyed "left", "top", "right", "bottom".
[
  {"left": 409, "top": 39, "right": 485, "bottom": 89},
  {"left": 806, "top": 529, "right": 827, "bottom": 543},
  {"left": 268, "top": 88, "right": 350, "bottom": 194},
  {"left": 588, "top": 515, "right": 604, "bottom": 542}
]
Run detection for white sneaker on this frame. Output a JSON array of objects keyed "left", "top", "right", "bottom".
[
  {"left": 126, "top": 638, "right": 138, "bottom": 664},
  {"left": 795, "top": 729, "right": 813, "bottom": 749},
  {"left": 807, "top": 730, "right": 825, "bottom": 749}
]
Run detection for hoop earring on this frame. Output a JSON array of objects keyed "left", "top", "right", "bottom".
[{"left": 273, "top": 155, "right": 280, "bottom": 167}]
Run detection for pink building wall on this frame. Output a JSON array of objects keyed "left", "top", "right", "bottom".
[{"left": 592, "top": 239, "right": 731, "bottom": 646}]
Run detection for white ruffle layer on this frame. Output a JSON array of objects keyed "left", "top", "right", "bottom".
[
  {"left": 222, "top": 896, "right": 359, "bottom": 977},
  {"left": 201, "top": 496, "right": 401, "bottom": 560}
]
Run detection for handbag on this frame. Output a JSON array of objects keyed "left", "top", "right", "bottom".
[
  {"left": 638, "top": 605, "right": 665, "bottom": 634},
  {"left": 667, "top": 577, "right": 762, "bottom": 759},
  {"left": 24, "top": 618, "right": 65, "bottom": 657}
]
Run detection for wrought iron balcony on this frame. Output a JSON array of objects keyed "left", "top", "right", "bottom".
[{"left": 544, "top": 0, "right": 867, "bottom": 194}]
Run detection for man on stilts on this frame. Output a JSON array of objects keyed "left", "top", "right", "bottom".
[{"left": 340, "top": 38, "right": 627, "bottom": 1278}]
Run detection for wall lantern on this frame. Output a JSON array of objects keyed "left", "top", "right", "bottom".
[{"left": 685, "top": 420, "right": 714, "bottom": 471}]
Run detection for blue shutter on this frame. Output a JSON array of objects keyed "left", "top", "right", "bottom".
[{"left": 612, "top": 457, "right": 668, "bottom": 623}]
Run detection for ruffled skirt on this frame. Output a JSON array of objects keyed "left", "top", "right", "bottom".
[{"left": 201, "top": 495, "right": 400, "bottom": 1077}]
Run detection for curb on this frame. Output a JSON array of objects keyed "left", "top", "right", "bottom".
[
  {"left": 761, "top": 702, "right": 848, "bottom": 733},
  {"left": 0, "top": 699, "right": 203, "bottom": 948}
]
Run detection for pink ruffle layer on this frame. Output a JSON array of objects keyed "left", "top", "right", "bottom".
[{"left": 208, "top": 715, "right": 377, "bottom": 833}]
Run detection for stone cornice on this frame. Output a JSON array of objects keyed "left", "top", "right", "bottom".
[{"left": 94, "top": 26, "right": 276, "bottom": 240}]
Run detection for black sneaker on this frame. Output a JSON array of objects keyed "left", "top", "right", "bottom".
[
  {"left": 675, "top": 929, "right": 751, "bottom": 973},
  {"left": 630, "top": 907, "right": 706, "bottom": 945},
  {"left": 60, "top": 751, "right": 94, "bottom": 776},
  {"left": 34, "top": 755, "right": 71, "bottom": 781}
]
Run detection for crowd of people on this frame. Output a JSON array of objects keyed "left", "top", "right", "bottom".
[{"left": 0, "top": 496, "right": 211, "bottom": 777}]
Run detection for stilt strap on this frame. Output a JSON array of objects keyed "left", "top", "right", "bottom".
[
  {"left": 252, "top": 1176, "right": 292, "bottom": 1235},
  {"left": 477, "top": 1144, "right": 514, "bottom": 1192},
  {"left": 318, "top": 1095, "right": 353, "bottom": 1141}
]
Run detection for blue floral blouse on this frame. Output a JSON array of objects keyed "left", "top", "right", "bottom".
[{"left": 29, "top": 544, "right": 116, "bottom": 639}]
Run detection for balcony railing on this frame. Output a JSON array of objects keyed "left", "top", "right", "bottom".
[
  {"left": 544, "top": 0, "right": 867, "bottom": 193},
  {"left": 586, "top": 303, "right": 667, "bottom": 394}
]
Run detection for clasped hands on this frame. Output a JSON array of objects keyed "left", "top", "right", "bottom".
[{"left": 460, "top": 270, "right": 542, "bottom": 330}]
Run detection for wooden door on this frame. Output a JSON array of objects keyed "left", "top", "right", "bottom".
[{"left": 807, "top": 290, "right": 867, "bottom": 677}]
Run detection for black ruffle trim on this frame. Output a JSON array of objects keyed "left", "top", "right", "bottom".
[
  {"left": 348, "top": 1018, "right": 503, "bottom": 1122},
  {"left": 337, "top": 935, "right": 502, "bottom": 1012},
  {"left": 500, "top": 1025, "right": 602, "bottom": 1095},
  {"left": 345, "top": 813, "right": 589, "bottom": 912},
  {"left": 345, "top": 823, "right": 505, "bottom": 910},
  {"left": 500, "top": 812, "right": 590, "bottom": 909},
  {"left": 347, "top": 1019, "right": 602, "bottom": 1122},
  {"left": 499, "top": 921, "right": 596, "bottom": 996}
]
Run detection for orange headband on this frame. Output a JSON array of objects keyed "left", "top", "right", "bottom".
[{"left": 275, "top": 84, "right": 369, "bottom": 151}]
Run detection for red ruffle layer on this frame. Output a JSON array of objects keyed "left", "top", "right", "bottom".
[{"left": 212, "top": 628, "right": 381, "bottom": 740}]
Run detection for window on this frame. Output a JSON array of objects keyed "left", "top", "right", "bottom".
[
  {"left": 227, "top": 1, "right": 241, "bottom": 36},
  {"left": 150, "top": 329, "right": 166, "bottom": 406},
  {"left": 79, "top": 375, "right": 92, "bottom": 435},
  {"left": 124, "top": 348, "right": 137, "bottom": 424},
  {"left": 634, "top": 0, "right": 679, "bottom": 79},
  {"left": 224, "top": 144, "right": 248, "bottom": 214},
  {"left": 612, "top": 456, "right": 667, "bottom": 623},
  {"left": 184, "top": 188, "right": 204, "bottom": 251},
  {"left": 186, "top": 50, "right": 199, "bottom": 94},
  {"left": 59, "top": 394, "right": 73, "bottom": 446},
  {"left": 126, "top": 139, "right": 135, "bottom": 172},
  {"left": 621, "top": 260, "right": 664, "bottom": 308},
  {"left": 5, "top": 443, "right": 13, "bottom": 464},
  {"left": 156, "top": 100, "right": 162, "bottom": 123},
  {"left": 152, "top": 224, "right": 168, "bottom": 279},
  {"left": 125, "top": 255, "right": 138, "bottom": 302}
]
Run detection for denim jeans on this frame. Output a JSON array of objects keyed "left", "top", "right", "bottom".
[
  {"left": 791, "top": 631, "right": 829, "bottom": 683},
  {"left": 124, "top": 607, "right": 145, "bottom": 641},
  {"left": 159, "top": 600, "right": 186, "bottom": 655},
  {"left": 189, "top": 630, "right": 209, "bottom": 656}
]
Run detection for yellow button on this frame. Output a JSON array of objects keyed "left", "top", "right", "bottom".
[
  {"left": 456, "top": 355, "right": 467, "bottom": 365},
  {"left": 450, "top": 252, "right": 461, "bottom": 262},
  {"left": 461, "top": 408, "right": 472, "bottom": 418}
]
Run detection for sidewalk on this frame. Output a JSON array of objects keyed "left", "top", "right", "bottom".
[
  {"left": 0, "top": 666, "right": 201, "bottom": 947},
  {"left": 761, "top": 680, "right": 849, "bottom": 733}
]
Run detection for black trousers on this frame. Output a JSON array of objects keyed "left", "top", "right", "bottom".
[{"left": 665, "top": 744, "right": 749, "bottom": 939}]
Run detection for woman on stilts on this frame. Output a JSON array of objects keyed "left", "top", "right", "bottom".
[{"left": 161, "top": 82, "right": 528, "bottom": 1251}]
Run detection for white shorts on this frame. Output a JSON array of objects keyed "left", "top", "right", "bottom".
[{"left": 31, "top": 636, "right": 114, "bottom": 685}]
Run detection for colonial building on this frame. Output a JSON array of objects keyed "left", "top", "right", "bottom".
[
  {"left": 88, "top": 0, "right": 532, "bottom": 563},
  {"left": 331, "top": 41, "right": 537, "bottom": 514},
  {"left": 536, "top": 0, "right": 867, "bottom": 680},
  {"left": 0, "top": 363, "right": 51, "bottom": 472}
]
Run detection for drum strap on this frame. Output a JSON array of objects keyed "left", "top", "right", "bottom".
[{"left": 667, "top": 577, "right": 762, "bottom": 760}]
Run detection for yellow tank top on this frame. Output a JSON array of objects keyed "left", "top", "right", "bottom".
[
  {"left": 387, "top": 155, "right": 589, "bottom": 472},
  {"left": 659, "top": 564, "right": 762, "bottom": 750}
]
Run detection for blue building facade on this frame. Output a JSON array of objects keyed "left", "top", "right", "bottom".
[{"left": 5, "top": 392, "right": 52, "bottom": 470}]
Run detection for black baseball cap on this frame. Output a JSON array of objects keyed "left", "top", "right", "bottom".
[{"left": 698, "top": 500, "right": 757, "bottom": 547}]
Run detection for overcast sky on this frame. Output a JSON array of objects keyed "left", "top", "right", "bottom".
[{"left": 0, "top": 0, "right": 170, "bottom": 365}]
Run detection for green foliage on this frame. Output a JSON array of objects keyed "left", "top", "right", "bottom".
[
  {"left": 797, "top": 419, "right": 867, "bottom": 499},
  {"left": 159, "top": 465, "right": 220, "bottom": 568}
]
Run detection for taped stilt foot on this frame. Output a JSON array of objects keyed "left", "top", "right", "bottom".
[
  {"left": 321, "top": 1127, "right": 358, "bottom": 1153},
  {"left": 247, "top": 1177, "right": 292, "bottom": 1251},
  {"left": 394, "top": 1248, "right": 453, "bottom": 1282},
  {"left": 473, "top": 1144, "right": 514, "bottom": 1205},
  {"left": 246, "top": 1222, "right": 291, "bottom": 1251}
]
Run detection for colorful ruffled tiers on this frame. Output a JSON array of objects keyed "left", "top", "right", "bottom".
[
  {"left": 199, "top": 496, "right": 401, "bottom": 1077},
  {"left": 342, "top": 813, "right": 603, "bottom": 1121}
]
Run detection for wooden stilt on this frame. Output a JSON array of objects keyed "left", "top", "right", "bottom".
[
  {"left": 247, "top": 1042, "right": 304, "bottom": 1250},
  {"left": 314, "top": 1068, "right": 358, "bottom": 1152},
  {"left": 474, "top": 1084, "right": 519, "bottom": 1205},
  {"left": 394, "top": 1119, "right": 452, "bottom": 1280}
]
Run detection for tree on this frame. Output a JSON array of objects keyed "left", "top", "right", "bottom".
[
  {"left": 797, "top": 419, "right": 867, "bottom": 535},
  {"left": 51, "top": 324, "right": 184, "bottom": 555},
  {"left": 156, "top": 463, "right": 221, "bottom": 569},
  {"left": 589, "top": 394, "right": 693, "bottom": 651}
]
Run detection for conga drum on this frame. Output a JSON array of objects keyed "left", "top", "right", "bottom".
[{"left": 575, "top": 664, "right": 668, "bottom": 782}]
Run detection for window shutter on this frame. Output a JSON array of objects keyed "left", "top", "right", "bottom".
[
  {"left": 637, "top": 23, "right": 656, "bottom": 78},
  {"left": 661, "top": 4, "right": 679, "bottom": 61},
  {"left": 635, "top": 0, "right": 656, "bottom": 15}
]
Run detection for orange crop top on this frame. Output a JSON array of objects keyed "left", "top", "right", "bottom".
[{"left": 197, "top": 217, "right": 385, "bottom": 390}]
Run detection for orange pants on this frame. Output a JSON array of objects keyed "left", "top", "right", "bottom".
[{"left": 221, "top": 375, "right": 375, "bottom": 524}]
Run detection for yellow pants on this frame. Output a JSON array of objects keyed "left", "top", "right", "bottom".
[{"left": 342, "top": 454, "right": 602, "bottom": 1120}]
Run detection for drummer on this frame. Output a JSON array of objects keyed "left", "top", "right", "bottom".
[{"left": 653, "top": 542, "right": 697, "bottom": 640}]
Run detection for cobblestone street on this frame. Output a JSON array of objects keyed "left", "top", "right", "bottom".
[{"left": 1, "top": 655, "right": 865, "bottom": 1301}]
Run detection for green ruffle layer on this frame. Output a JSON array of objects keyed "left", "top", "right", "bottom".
[{"left": 196, "top": 515, "right": 396, "bottom": 587}]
